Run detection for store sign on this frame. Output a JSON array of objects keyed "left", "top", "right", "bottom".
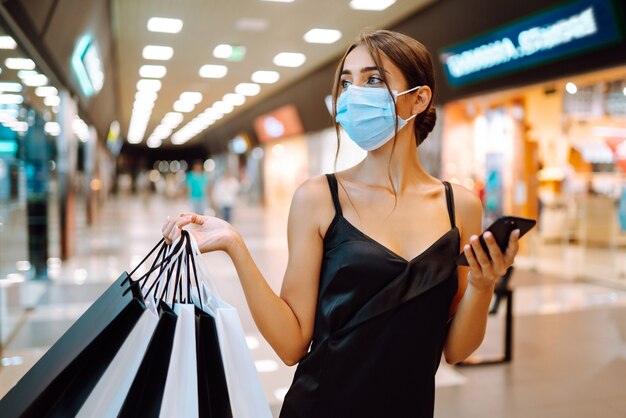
[
  {"left": 72, "top": 35, "right": 104, "bottom": 97},
  {"left": 440, "top": 0, "right": 623, "bottom": 87},
  {"left": 253, "top": 104, "right": 304, "bottom": 143}
]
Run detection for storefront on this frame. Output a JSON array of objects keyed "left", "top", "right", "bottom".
[{"left": 437, "top": 0, "right": 626, "bottom": 286}]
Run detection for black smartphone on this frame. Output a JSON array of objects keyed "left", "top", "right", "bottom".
[{"left": 455, "top": 215, "right": 536, "bottom": 266}]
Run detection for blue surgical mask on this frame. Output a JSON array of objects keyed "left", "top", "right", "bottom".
[{"left": 335, "top": 84, "right": 420, "bottom": 151}]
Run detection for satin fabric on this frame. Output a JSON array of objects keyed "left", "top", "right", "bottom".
[{"left": 280, "top": 174, "right": 459, "bottom": 418}]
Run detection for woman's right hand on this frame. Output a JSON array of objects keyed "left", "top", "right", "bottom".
[{"left": 162, "top": 213, "right": 241, "bottom": 254}]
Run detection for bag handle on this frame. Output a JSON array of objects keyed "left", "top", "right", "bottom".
[{"left": 186, "top": 231, "right": 221, "bottom": 299}]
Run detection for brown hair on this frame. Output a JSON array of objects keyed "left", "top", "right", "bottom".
[{"left": 330, "top": 30, "right": 437, "bottom": 208}]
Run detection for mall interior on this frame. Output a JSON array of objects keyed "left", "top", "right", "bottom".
[{"left": 1, "top": 0, "right": 626, "bottom": 417}]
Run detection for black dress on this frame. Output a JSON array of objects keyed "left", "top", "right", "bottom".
[{"left": 280, "top": 174, "right": 460, "bottom": 418}]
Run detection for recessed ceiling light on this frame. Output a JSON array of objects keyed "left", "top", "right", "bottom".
[
  {"left": 5, "top": 58, "right": 35, "bottom": 70},
  {"left": 135, "top": 90, "right": 157, "bottom": 102},
  {"left": 179, "top": 91, "right": 203, "bottom": 104},
  {"left": 22, "top": 74, "right": 48, "bottom": 87},
  {"left": 223, "top": 93, "right": 246, "bottom": 106},
  {"left": 35, "top": 86, "right": 57, "bottom": 97},
  {"left": 273, "top": 52, "right": 306, "bottom": 68},
  {"left": 235, "top": 82, "right": 261, "bottom": 96},
  {"left": 235, "top": 18, "right": 269, "bottom": 32},
  {"left": 16, "top": 70, "right": 38, "bottom": 79},
  {"left": 252, "top": 70, "right": 280, "bottom": 84},
  {"left": 565, "top": 82, "right": 577, "bottom": 94},
  {"left": 0, "top": 36, "right": 17, "bottom": 49},
  {"left": 147, "top": 137, "right": 162, "bottom": 148},
  {"left": 136, "top": 79, "right": 162, "bottom": 92},
  {"left": 147, "top": 17, "right": 183, "bottom": 34},
  {"left": 0, "top": 82, "right": 23, "bottom": 92},
  {"left": 44, "top": 96, "right": 60, "bottom": 107},
  {"left": 162, "top": 112, "right": 184, "bottom": 126},
  {"left": 0, "top": 94, "right": 24, "bottom": 105},
  {"left": 139, "top": 65, "right": 167, "bottom": 78},
  {"left": 199, "top": 64, "right": 228, "bottom": 78},
  {"left": 304, "top": 28, "right": 342, "bottom": 44},
  {"left": 213, "top": 44, "right": 246, "bottom": 61},
  {"left": 212, "top": 101, "right": 234, "bottom": 114},
  {"left": 142, "top": 45, "right": 174, "bottom": 60},
  {"left": 349, "top": 0, "right": 396, "bottom": 10},
  {"left": 173, "top": 100, "right": 195, "bottom": 112}
]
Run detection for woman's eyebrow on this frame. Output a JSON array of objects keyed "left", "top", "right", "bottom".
[{"left": 340, "top": 66, "right": 381, "bottom": 76}]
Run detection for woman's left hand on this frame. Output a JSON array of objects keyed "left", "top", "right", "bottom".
[{"left": 462, "top": 229, "right": 520, "bottom": 290}]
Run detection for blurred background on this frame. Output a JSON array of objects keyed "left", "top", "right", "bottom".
[{"left": 0, "top": 0, "right": 626, "bottom": 416}]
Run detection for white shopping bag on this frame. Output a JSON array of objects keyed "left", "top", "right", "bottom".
[
  {"left": 188, "top": 235, "right": 272, "bottom": 418},
  {"left": 75, "top": 299, "right": 160, "bottom": 418},
  {"left": 159, "top": 303, "right": 198, "bottom": 418}
]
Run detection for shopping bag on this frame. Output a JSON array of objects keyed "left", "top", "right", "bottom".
[
  {"left": 117, "top": 237, "right": 190, "bottom": 418},
  {"left": 158, "top": 303, "right": 199, "bottom": 418},
  {"left": 74, "top": 297, "right": 159, "bottom": 418},
  {"left": 187, "top": 233, "right": 272, "bottom": 418},
  {"left": 117, "top": 302, "right": 178, "bottom": 418},
  {"left": 0, "top": 273, "right": 146, "bottom": 418},
  {"left": 195, "top": 306, "right": 233, "bottom": 418}
]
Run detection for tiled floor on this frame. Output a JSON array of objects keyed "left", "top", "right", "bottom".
[{"left": 1, "top": 194, "right": 626, "bottom": 417}]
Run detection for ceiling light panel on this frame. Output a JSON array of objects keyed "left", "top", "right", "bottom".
[
  {"left": 304, "top": 29, "right": 342, "bottom": 44},
  {"left": 35, "top": 86, "right": 57, "bottom": 96},
  {"left": 136, "top": 79, "right": 162, "bottom": 92},
  {"left": 139, "top": 65, "right": 167, "bottom": 78},
  {"left": 273, "top": 52, "right": 306, "bottom": 68},
  {"left": 199, "top": 64, "right": 228, "bottom": 78},
  {"left": 223, "top": 93, "right": 246, "bottom": 106},
  {"left": 213, "top": 44, "right": 246, "bottom": 61},
  {"left": 0, "top": 36, "right": 17, "bottom": 49},
  {"left": 142, "top": 45, "right": 174, "bottom": 60},
  {"left": 0, "top": 82, "right": 23, "bottom": 92},
  {"left": 179, "top": 91, "right": 202, "bottom": 104},
  {"left": 5, "top": 58, "right": 35, "bottom": 70},
  {"left": 173, "top": 100, "right": 195, "bottom": 112},
  {"left": 147, "top": 17, "right": 183, "bottom": 33},
  {"left": 251, "top": 70, "right": 280, "bottom": 84},
  {"left": 235, "top": 83, "right": 261, "bottom": 96},
  {"left": 349, "top": 0, "right": 396, "bottom": 11}
]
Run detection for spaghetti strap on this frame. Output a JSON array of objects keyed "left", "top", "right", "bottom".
[
  {"left": 442, "top": 181, "right": 456, "bottom": 229},
  {"left": 325, "top": 173, "right": 343, "bottom": 216}
]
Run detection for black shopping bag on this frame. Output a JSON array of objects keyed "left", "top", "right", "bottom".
[
  {"left": 196, "top": 306, "right": 233, "bottom": 418},
  {"left": 117, "top": 301, "right": 178, "bottom": 418},
  {"left": 0, "top": 273, "right": 146, "bottom": 418}
]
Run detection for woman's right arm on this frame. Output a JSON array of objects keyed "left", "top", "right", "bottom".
[{"left": 162, "top": 177, "right": 328, "bottom": 365}]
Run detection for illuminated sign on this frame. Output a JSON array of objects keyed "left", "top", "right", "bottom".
[
  {"left": 440, "top": 0, "right": 623, "bottom": 87},
  {"left": 253, "top": 105, "right": 304, "bottom": 143},
  {"left": 72, "top": 35, "right": 104, "bottom": 96}
]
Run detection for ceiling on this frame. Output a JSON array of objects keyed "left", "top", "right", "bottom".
[{"left": 111, "top": 0, "right": 435, "bottom": 149}]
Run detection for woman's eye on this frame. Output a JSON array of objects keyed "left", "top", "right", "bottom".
[
  {"left": 340, "top": 79, "right": 352, "bottom": 89},
  {"left": 367, "top": 76, "right": 384, "bottom": 86}
]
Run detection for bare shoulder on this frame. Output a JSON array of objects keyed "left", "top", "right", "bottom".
[
  {"left": 290, "top": 175, "right": 335, "bottom": 237},
  {"left": 448, "top": 182, "right": 482, "bottom": 232}
]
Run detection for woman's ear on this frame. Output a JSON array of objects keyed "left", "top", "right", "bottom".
[{"left": 412, "top": 86, "right": 432, "bottom": 115}]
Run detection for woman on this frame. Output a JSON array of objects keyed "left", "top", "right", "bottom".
[{"left": 162, "top": 30, "right": 520, "bottom": 418}]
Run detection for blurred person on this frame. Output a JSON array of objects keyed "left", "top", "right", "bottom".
[
  {"left": 163, "top": 30, "right": 520, "bottom": 418},
  {"left": 211, "top": 171, "right": 239, "bottom": 223},
  {"left": 185, "top": 160, "right": 210, "bottom": 213}
]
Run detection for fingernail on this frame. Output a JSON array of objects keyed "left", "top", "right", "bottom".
[
  {"left": 514, "top": 229, "right": 520, "bottom": 237},
  {"left": 464, "top": 245, "right": 470, "bottom": 251},
  {"left": 484, "top": 232, "right": 492, "bottom": 239}
]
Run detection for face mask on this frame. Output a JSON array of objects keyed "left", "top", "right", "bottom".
[{"left": 335, "top": 84, "right": 420, "bottom": 151}]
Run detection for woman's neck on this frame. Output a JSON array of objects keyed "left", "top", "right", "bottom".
[{"left": 353, "top": 131, "right": 434, "bottom": 193}]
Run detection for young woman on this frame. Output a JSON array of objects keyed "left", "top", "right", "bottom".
[{"left": 162, "top": 30, "right": 520, "bottom": 418}]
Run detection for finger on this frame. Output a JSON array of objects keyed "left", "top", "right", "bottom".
[
  {"left": 504, "top": 229, "right": 520, "bottom": 264},
  {"left": 463, "top": 244, "right": 483, "bottom": 278},
  {"left": 179, "top": 212, "right": 206, "bottom": 226},
  {"left": 162, "top": 217, "right": 177, "bottom": 244},
  {"left": 470, "top": 235, "right": 496, "bottom": 277},
  {"left": 483, "top": 232, "right": 507, "bottom": 276}
]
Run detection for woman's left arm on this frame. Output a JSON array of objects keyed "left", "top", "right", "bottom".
[{"left": 443, "top": 187, "right": 520, "bottom": 364}]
